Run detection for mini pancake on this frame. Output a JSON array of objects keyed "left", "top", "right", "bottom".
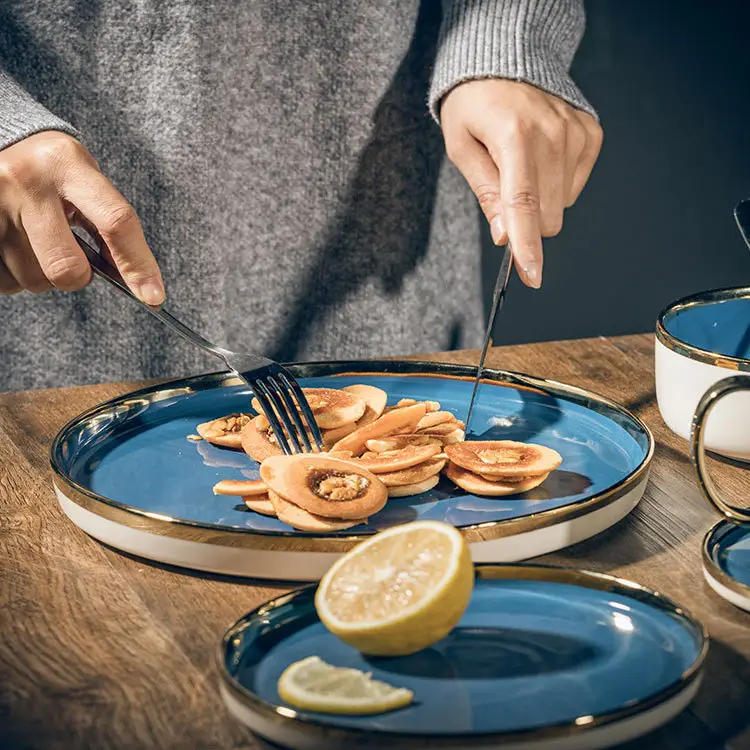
[
  {"left": 416, "top": 419, "right": 464, "bottom": 437},
  {"left": 322, "top": 421, "right": 359, "bottom": 448},
  {"left": 267, "top": 490, "right": 367, "bottom": 532},
  {"left": 445, "top": 440, "right": 562, "bottom": 479},
  {"left": 260, "top": 454, "right": 387, "bottom": 519},
  {"left": 377, "top": 457, "right": 446, "bottom": 487},
  {"left": 243, "top": 495, "right": 277, "bottom": 516},
  {"left": 416, "top": 411, "right": 454, "bottom": 431},
  {"left": 331, "top": 403, "right": 427, "bottom": 455},
  {"left": 326, "top": 450, "right": 355, "bottom": 460},
  {"left": 213, "top": 478, "right": 267, "bottom": 496},
  {"left": 252, "top": 387, "right": 366, "bottom": 430},
  {"left": 342, "top": 384, "right": 387, "bottom": 427},
  {"left": 196, "top": 413, "right": 252, "bottom": 449},
  {"left": 355, "top": 443, "right": 442, "bottom": 474},
  {"left": 444, "top": 462, "right": 549, "bottom": 496},
  {"left": 241, "top": 418, "right": 283, "bottom": 462},
  {"left": 386, "top": 474, "right": 440, "bottom": 498},
  {"left": 365, "top": 435, "right": 442, "bottom": 453},
  {"left": 476, "top": 472, "right": 545, "bottom": 483}
]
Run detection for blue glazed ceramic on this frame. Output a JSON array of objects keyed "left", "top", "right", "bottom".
[
  {"left": 705, "top": 520, "right": 750, "bottom": 586},
  {"left": 51, "top": 362, "right": 651, "bottom": 540},
  {"left": 658, "top": 287, "right": 750, "bottom": 369},
  {"left": 219, "top": 565, "right": 706, "bottom": 746}
]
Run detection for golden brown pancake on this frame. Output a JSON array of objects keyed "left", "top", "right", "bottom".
[
  {"left": 377, "top": 457, "right": 446, "bottom": 487},
  {"left": 213, "top": 478, "right": 267, "bottom": 496},
  {"left": 196, "top": 413, "right": 251, "bottom": 449},
  {"left": 342, "top": 384, "right": 387, "bottom": 427},
  {"left": 365, "top": 435, "right": 443, "bottom": 453},
  {"left": 267, "top": 490, "right": 367, "bottom": 532},
  {"left": 260, "top": 454, "right": 387, "bottom": 519},
  {"left": 322, "top": 421, "right": 359, "bottom": 448},
  {"left": 445, "top": 440, "right": 562, "bottom": 479},
  {"left": 386, "top": 474, "right": 440, "bottom": 497},
  {"left": 444, "top": 461, "right": 549, "bottom": 496},
  {"left": 416, "top": 411, "right": 454, "bottom": 430},
  {"left": 331, "top": 403, "right": 427, "bottom": 455},
  {"left": 240, "top": 417, "right": 284, "bottom": 462},
  {"left": 243, "top": 495, "right": 277, "bottom": 516},
  {"left": 355, "top": 443, "right": 442, "bottom": 474},
  {"left": 252, "top": 387, "right": 366, "bottom": 430}
]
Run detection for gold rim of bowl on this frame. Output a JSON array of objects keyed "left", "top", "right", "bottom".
[
  {"left": 217, "top": 563, "right": 708, "bottom": 747},
  {"left": 656, "top": 286, "right": 750, "bottom": 372},
  {"left": 50, "top": 361, "right": 654, "bottom": 554},
  {"left": 702, "top": 519, "right": 750, "bottom": 601}
]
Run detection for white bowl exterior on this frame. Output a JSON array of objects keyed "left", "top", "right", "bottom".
[
  {"left": 219, "top": 673, "right": 701, "bottom": 750},
  {"left": 655, "top": 337, "right": 750, "bottom": 460},
  {"left": 56, "top": 473, "right": 648, "bottom": 581}
]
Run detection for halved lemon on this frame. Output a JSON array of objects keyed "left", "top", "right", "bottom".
[
  {"left": 315, "top": 520, "right": 474, "bottom": 656},
  {"left": 277, "top": 656, "right": 413, "bottom": 715}
]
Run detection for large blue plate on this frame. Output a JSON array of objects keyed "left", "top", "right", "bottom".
[
  {"left": 219, "top": 565, "right": 707, "bottom": 748},
  {"left": 51, "top": 362, "right": 652, "bottom": 547}
]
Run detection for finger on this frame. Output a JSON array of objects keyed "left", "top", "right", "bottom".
[
  {"left": 497, "top": 143, "right": 543, "bottom": 289},
  {"left": 0, "top": 256, "right": 22, "bottom": 294},
  {"left": 21, "top": 198, "right": 91, "bottom": 291},
  {"left": 0, "top": 227, "right": 52, "bottom": 293},
  {"left": 536, "top": 123, "right": 566, "bottom": 238},
  {"left": 61, "top": 166, "right": 165, "bottom": 304},
  {"left": 446, "top": 133, "right": 507, "bottom": 245},
  {"left": 562, "top": 115, "right": 586, "bottom": 207},
  {"left": 569, "top": 112, "right": 603, "bottom": 205}
]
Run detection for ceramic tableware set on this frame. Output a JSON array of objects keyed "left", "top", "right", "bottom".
[{"left": 49, "top": 213, "right": 750, "bottom": 748}]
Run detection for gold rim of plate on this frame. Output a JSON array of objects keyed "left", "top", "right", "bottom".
[
  {"left": 50, "top": 361, "right": 654, "bottom": 554},
  {"left": 702, "top": 519, "right": 750, "bottom": 600},
  {"left": 656, "top": 286, "right": 750, "bottom": 372},
  {"left": 217, "top": 563, "right": 708, "bottom": 747}
]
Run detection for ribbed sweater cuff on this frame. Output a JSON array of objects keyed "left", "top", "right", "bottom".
[
  {"left": 0, "top": 72, "right": 79, "bottom": 150},
  {"left": 429, "top": 0, "right": 596, "bottom": 124}
]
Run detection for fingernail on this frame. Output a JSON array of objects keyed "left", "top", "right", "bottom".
[
  {"left": 523, "top": 263, "right": 542, "bottom": 289},
  {"left": 490, "top": 215, "right": 505, "bottom": 245},
  {"left": 137, "top": 280, "right": 165, "bottom": 306}
]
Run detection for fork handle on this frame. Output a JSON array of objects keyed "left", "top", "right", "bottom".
[{"left": 71, "top": 225, "right": 232, "bottom": 362}]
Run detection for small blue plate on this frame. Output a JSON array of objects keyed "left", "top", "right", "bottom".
[
  {"left": 50, "top": 361, "right": 653, "bottom": 578},
  {"left": 219, "top": 565, "right": 707, "bottom": 749},
  {"left": 703, "top": 519, "right": 750, "bottom": 612}
]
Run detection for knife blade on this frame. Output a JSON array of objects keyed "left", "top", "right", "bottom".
[{"left": 464, "top": 241, "right": 514, "bottom": 436}]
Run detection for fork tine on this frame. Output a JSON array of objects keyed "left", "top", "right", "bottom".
[
  {"left": 280, "top": 371, "right": 325, "bottom": 452},
  {"left": 268, "top": 377, "right": 314, "bottom": 453},
  {"left": 258, "top": 377, "right": 304, "bottom": 454},
  {"left": 253, "top": 380, "right": 293, "bottom": 455}
]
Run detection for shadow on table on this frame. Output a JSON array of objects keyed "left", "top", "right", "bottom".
[
  {"left": 98, "top": 542, "right": 303, "bottom": 590},
  {"left": 536, "top": 501, "right": 690, "bottom": 570}
]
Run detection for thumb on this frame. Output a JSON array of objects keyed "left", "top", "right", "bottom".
[{"left": 447, "top": 135, "right": 507, "bottom": 245}]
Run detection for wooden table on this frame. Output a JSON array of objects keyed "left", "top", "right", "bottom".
[{"left": 2, "top": 333, "right": 749, "bottom": 750}]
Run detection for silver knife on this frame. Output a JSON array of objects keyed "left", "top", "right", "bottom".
[{"left": 465, "top": 241, "right": 514, "bottom": 436}]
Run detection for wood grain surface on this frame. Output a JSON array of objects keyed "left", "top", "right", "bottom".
[{"left": 1, "top": 334, "right": 749, "bottom": 750}]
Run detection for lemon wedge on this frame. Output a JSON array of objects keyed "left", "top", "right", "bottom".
[
  {"left": 315, "top": 520, "right": 474, "bottom": 656},
  {"left": 277, "top": 656, "right": 413, "bottom": 715}
]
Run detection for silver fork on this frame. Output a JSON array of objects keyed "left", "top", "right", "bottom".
[{"left": 70, "top": 225, "right": 324, "bottom": 455}]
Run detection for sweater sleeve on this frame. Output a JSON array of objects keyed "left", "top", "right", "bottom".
[
  {"left": 0, "top": 69, "right": 79, "bottom": 150},
  {"left": 429, "top": 0, "right": 596, "bottom": 123}
]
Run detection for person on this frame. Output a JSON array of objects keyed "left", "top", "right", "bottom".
[{"left": 0, "top": 1, "right": 601, "bottom": 391}]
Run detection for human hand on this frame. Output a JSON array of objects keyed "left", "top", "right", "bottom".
[
  {"left": 441, "top": 79, "right": 603, "bottom": 288},
  {"left": 0, "top": 131, "right": 164, "bottom": 302}
]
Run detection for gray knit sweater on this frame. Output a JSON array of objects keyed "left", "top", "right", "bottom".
[{"left": 0, "top": 1, "right": 593, "bottom": 391}]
